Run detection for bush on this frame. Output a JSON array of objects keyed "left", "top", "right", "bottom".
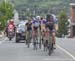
[
  {"left": 0, "top": 1, "right": 14, "bottom": 31},
  {"left": 57, "top": 10, "right": 69, "bottom": 37}
]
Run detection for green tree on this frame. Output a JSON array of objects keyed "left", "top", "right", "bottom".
[
  {"left": 57, "top": 10, "right": 69, "bottom": 37},
  {"left": 0, "top": 1, "right": 14, "bottom": 31}
]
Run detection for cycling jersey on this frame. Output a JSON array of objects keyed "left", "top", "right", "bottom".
[
  {"left": 32, "top": 20, "right": 40, "bottom": 27},
  {"left": 32, "top": 20, "right": 40, "bottom": 30},
  {"left": 45, "top": 14, "right": 58, "bottom": 31},
  {"left": 45, "top": 21, "right": 54, "bottom": 31},
  {"left": 40, "top": 19, "right": 46, "bottom": 31},
  {"left": 26, "top": 23, "right": 32, "bottom": 31}
]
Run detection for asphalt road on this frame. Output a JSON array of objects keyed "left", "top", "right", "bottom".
[{"left": 0, "top": 37, "right": 75, "bottom": 61}]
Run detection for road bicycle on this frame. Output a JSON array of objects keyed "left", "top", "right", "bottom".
[
  {"left": 32, "top": 30, "right": 38, "bottom": 50},
  {"left": 43, "top": 29, "right": 53, "bottom": 55}
]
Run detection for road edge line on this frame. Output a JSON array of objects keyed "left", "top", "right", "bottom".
[{"left": 56, "top": 44, "right": 75, "bottom": 60}]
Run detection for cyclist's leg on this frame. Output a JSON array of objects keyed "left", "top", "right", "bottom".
[
  {"left": 43, "top": 31, "right": 46, "bottom": 51},
  {"left": 32, "top": 27, "right": 37, "bottom": 49},
  {"left": 52, "top": 31, "right": 56, "bottom": 49},
  {"left": 41, "top": 30, "right": 44, "bottom": 44},
  {"left": 43, "top": 28, "right": 49, "bottom": 51},
  {"left": 26, "top": 31, "right": 28, "bottom": 44},
  {"left": 26, "top": 31, "right": 30, "bottom": 43}
]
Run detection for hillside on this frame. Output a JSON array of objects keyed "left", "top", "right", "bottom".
[{"left": 0, "top": 0, "right": 73, "bottom": 15}]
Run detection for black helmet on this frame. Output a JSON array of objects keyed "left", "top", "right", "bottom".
[
  {"left": 46, "top": 14, "right": 52, "bottom": 21},
  {"left": 46, "top": 14, "right": 51, "bottom": 18}
]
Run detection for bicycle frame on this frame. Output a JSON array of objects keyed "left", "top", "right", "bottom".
[{"left": 43, "top": 29, "right": 53, "bottom": 55}]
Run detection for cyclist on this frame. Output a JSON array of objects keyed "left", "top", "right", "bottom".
[
  {"left": 32, "top": 16, "right": 41, "bottom": 49},
  {"left": 45, "top": 14, "right": 58, "bottom": 49},
  {"left": 26, "top": 18, "right": 32, "bottom": 33},
  {"left": 25, "top": 18, "right": 32, "bottom": 46},
  {"left": 32, "top": 16, "right": 41, "bottom": 36},
  {"left": 40, "top": 17, "right": 46, "bottom": 43}
]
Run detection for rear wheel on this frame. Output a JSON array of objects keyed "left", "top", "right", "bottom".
[{"left": 44, "top": 40, "right": 48, "bottom": 51}]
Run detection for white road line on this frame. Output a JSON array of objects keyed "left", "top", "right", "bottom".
[
  {"left": 43, "top": 58, "right": 74, "bottom": 61},
  {"left": 57, "top": 44, "right": 75, "bottom": 60}
]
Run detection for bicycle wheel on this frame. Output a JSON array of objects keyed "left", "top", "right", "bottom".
[
  {"left": 48, "top": 35, "right": 53, "bottom": 56},
  {"left": 44, "top": 40, "right": 48, "bottom": 51},
  {"left": 27, "top": 39, "right": 30, "bottom": 48},
  {"left": 33, "top": 37, "right": 37, "bottom": 50},
  {"left": 39, "top": 32, "right": 42, "bottom": 49}
]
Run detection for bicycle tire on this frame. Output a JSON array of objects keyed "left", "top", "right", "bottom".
[
  {"left": 33, "top": 37, "right": 37, "bottom": 50},
  {"left": 48, "top": 33, "right": 53, "bottom": 56}
]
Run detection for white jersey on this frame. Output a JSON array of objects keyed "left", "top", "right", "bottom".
[{"left": 32, "top": 20, "right": 40, "bottom": 27}]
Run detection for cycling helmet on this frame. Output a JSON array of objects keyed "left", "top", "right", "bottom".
[
  {"left": 46, "top": 14, "right": 53, "bottom": 21},
  {"left": 9, "top": 19, "right": 14, "bottom": 24},
  {"left": 36, "top": 16, "right": 40, "bottom": 20}
]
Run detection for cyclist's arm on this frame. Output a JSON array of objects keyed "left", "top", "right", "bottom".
[{"left": 54, "top": 20, "right": 58, "bottom": 31}]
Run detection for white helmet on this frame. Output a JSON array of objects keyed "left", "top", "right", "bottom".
[
  {"left": 51, "top": 14, "right": 57, "bottom": 21},
  {"left": 36, "top": 16, "right": 40, "bottom": 20},
  {"left": 10, "top": 19, "right": 14, "bottom": 21}
]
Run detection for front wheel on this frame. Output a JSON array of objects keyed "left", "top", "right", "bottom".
[
  {"left": 48, "top": 46, "right": 52, "bottom": 56},
  {"left": 39, "top": 38, "right": 42, "bottom": 49},
  {"left": 27, "top": 40, "right": 30, "bottom": 48},
  {"left": 48, "top": 41, "right": 53, "bottom": 56},
  {"left": 33, "top": 38, "right": 37, "bottom": 50},
  {"left": 9, "top": 37, "right": 12, "bottom": 41},
  {"left": 16, "top": 39, "right": 19, "bottom": 43}
]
